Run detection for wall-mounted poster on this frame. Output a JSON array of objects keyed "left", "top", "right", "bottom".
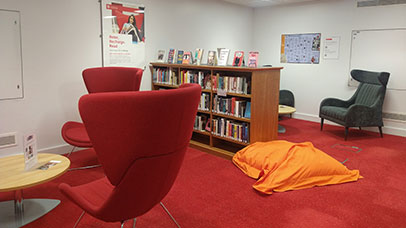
[
  {"left": 280, "top": 33, "right": 321, "bottom": 64},
  {"left": 101, "top": 0, "right": 145, "bottom": 67},
  {"left": 323, "top": 36, "right": 340, "bottom": 60}
]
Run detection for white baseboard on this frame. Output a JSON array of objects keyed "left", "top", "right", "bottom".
[
  {"left": 38, "top": 144, "right": 76, "bottom": 155},
  {"left": 293, "top": 112, "right": 406, "bottom": 137}
]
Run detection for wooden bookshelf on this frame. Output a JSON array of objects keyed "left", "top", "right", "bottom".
[{"left": 150, "top": 62, "right": 282, "bottom": 159}]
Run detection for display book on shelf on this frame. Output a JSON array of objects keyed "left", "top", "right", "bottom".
[{"left": 150, "top": 62, "right": 282, "bottom": 159}]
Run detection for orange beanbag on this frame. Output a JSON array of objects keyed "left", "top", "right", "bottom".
[{"left": 232, "top": 140, "right": 362, "bottom": 194}]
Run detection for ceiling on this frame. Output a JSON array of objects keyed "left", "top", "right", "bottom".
[{"left": 220, "top": 0, "right": 334, "bottom": 8}]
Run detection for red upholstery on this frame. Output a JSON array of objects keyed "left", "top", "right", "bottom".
[
  {"left": 61, "top": 121, "right": 92, "bottom": 148},
  {"left": 61, "top": 67, "right": 143, "bottom": 149},
  {"left": 83, "top": 67, "right": 143, "bottom": 93},
  {"left": 59, "top": 83, "right": 201, "bottom": 222}
]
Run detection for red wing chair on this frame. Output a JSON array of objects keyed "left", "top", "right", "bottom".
[
  {"left": 61, "top": 67, "right": 143, "bottom": 170},
  {"left": 59, "top": 83, "right": 201, "bottom": 227}
]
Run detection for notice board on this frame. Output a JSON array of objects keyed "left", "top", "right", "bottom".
[
  {"left": 0, "top": 9, "right": 23, "bottom": 100},
  {"left": 280, "top": 33, "right": 321, "bottom": 64},
  {"left": 349, "top": 28, "right": 406, "bottom": 90}
]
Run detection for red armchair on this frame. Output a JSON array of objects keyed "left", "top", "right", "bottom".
[
  {"left": 59, "top": 83, "right": 201, "bottom": 227},
  {"left": 61, "top": 67, "right": 143, "bottom": 167}
]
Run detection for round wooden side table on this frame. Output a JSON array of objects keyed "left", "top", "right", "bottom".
[
  {"left": 0, "top": 153, "right": 70, "bottom": 228},
  {"left": 278, "top": 105, "right": 296, "bottom": 133}
]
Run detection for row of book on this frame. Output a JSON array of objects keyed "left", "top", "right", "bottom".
[
  {"left": 212, "top": 95, "right": 251, "bottom": 119},
  {"left": 153, "top": 68, "right": 211, "bottom": 88},
  {"left": 152, "top": 68, "right": 251, "bottom": 95},
  {"left": 193, "top": 115, "right": 250, "bottom": 143},
  {"left": 157, "top": 48, "right": 259, "bottom": 67},
  {"left": 213, "top": 74, "right": 251, "bottom": 95},
  {"left": 194, "top": 114, "right": 210, "bottom": 132},
  {"left": 212, "top": 118, "right": 250, "bottom": 143},
  {"left": 198, "top": 93, "right": 210, "bottom": 111},
  {"left": 152, "top": 68, "right": 177, "bottom": 85}
]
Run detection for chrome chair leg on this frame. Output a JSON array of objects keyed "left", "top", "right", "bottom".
[
  {"left": 133, "top": 218, "right": 136, "bottom": 228},
  {"left": 120, "top": 218, "right": 136, "bottom": 228},
  {"left": 67, "top": 146, "right": 76, "bottom": 157},
  {"left": 68, "top": 164, "right": 101, "bottom": 171},
  {"left": 73, "top": 211, "right": 85, "bottom": 228},
  {"left": 66, "top": 146, "right": 102, "bottom": 171},
  {"left": 160, "top": 202, "right": 181, "bottom": 228}
]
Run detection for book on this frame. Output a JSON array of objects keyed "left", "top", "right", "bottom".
[
  {"left": 207, "top": 50, "right": 217, "bottom": 66},
  {"left": 194, "top": 48, "right": 204, "bottom": 65},
  {"left": 217, "top": 48, "right": 230, "bottom": 66},
  {"left": 176, "top": 50, "right": 184, "bottom": 64},
  {"left": 205, "top": 118, "right": 211, "bottom": 131},
  {"left": 232, "top": 51, "right": 244, "bottom": 67},
  {"left": 182, "top": 51, "right": 192, "bottom": 64},
  {"left": 244, "top": 101, "right": 251, "bottom": 118},
  {"left": 248, "top": 51, "right": 259, "bottom": 67},
  {"left": 157, "top": 50, "right": 165, "bottom": 62},
  {"left": 167, "top": 48, "right": 176, "bottom": 63}
]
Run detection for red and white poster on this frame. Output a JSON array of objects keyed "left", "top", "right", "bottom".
[{"left": 101, "top": 1, "right": 145, "bottom": 67}]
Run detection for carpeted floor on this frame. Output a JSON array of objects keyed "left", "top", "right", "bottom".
[{"left": 1, "top": 118, "right": 406, "bottom": 227}]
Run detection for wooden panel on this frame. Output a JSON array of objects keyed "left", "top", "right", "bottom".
[
  {"left": 250, "top": 69, "right": 280, "bottom": 142},
  {"left": 189, "top": 140, "right": 234, "bottom": 160}
]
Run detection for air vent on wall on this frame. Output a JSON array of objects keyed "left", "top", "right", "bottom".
[
  {"left": 0, "top": 133, "right": 17, "bottom": 149},
  {"left": 357, "top": 0, "right": 406, "bottom": 7}
]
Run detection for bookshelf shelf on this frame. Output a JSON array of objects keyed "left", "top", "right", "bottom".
[
  {"left": 152, "top": 83, "right": 178, "bottom": 89},
  {"left": 212, "top": 112, "right": 251, "bottom": 123},
  {"left": 193, "top": 129, "right": 211, "bottom": 136},
  {"left": 197, "top": 109, "right": 211, "bottom": 115},
  {"left": 150, "top": 62, "right": 282, "bottom": 159},
  {"left": 212, "top": 135, "right": 249, "bottom": 146},
  {"left": 213, "top": 92, "right": 251, "bottom": 98}
]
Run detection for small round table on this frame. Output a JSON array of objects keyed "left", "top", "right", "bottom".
[
  {"left": 0, "top": 153, "right": 70, "bottom": 228},
  {"left": 278, "top": 105, "right": 296, "bottom": 133}
]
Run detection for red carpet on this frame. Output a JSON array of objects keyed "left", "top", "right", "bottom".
[{"left": 1, "top": 118, "right": 406, "bottom": 227}]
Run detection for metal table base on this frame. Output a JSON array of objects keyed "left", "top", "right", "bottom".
[{"left": 0, "top": 196, "right": 60, "bottom": 228}]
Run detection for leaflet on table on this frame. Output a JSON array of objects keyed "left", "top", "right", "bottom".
[
  {"left": 37, "top": 160, "right": 61, "bottom": 170},
  {"left": 24, "top": 133, "right": 38, "bottom": 170}
]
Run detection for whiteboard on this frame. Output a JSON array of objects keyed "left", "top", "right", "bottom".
[
  {"left": 0, "top": 9, "right": 23, "bottom": 100},
  {"left": 349, "top": 28, "right": 406, "bottom": 90}
]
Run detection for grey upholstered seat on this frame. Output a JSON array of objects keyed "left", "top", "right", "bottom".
[
  {"left": 279, "top": 90, "right": 295, "bottom": 108},
  {"left": 279, "top": 90, "right": 295, "bottom": 118},
  {"left": 319, "top": 69, "right": 390, "bottom": 140}
]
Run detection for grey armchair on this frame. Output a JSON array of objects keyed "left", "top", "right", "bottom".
[{"left": 319, "top": 69, "right": 390, "bottom": 140}]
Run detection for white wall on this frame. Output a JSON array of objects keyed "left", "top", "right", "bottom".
[
  {"left": 0, "top": 0, "right": 102, "bottom": 157},
  {"left": 253, "top": 0, "right": 406, "bottom": 136},
  {"left": 2, "top": 0, "right": 403, "bottom": 158},
  {"left": 0, "top": 0, "right": 253, "bottom": 157},
  {"left": 143, "top": 0, "right": 254, "bottom": 88}
]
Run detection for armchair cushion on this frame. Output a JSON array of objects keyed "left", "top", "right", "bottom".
[{"left": 320, "top": 106, "right": 348, "bottom": 121}]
